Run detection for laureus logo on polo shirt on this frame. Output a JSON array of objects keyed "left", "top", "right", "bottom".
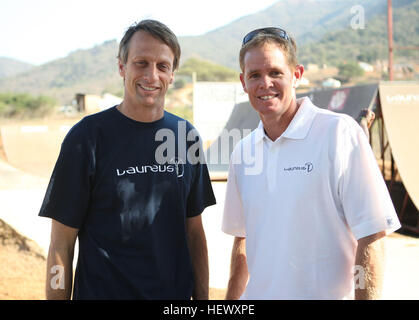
[
  {"left": 283, "top": 162, "right": 313, "bottom": 173},
  {"left": 116, "top": 158, "right": 184, "bottom": 178}
]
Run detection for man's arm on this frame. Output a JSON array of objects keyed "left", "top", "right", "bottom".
[
  {"left": 45, "top": 219, "right": 78, "bottom": 300},
  {"left": 354, "top": 231, "right": 386, "bottom": 300},
  {"left": 225, "top": 236, "right": 249, "bottom": 300},
  {"left": 186, "top": 215, "right": 209, "bottom": 300}
]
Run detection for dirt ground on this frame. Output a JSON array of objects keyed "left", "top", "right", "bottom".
[{"left": 0, "top": 219, "right": 46, "bottom": 299}]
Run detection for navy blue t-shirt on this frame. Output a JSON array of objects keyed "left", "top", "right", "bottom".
[{"left": 39, "top": 107, "right": 216, "bottom": 299}]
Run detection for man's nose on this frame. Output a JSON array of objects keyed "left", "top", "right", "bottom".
[
  {"left": 258, "top": 75, "right": 274, "bottom": 89},
  {"left": 144, "top": 64, "right": 159, "bottom": 82}
]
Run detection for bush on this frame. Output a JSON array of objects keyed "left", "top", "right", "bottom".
[
  {"left": 337, "top": 61, "right": 365, "bottom": 82},
  {"left": 0, "top": 93, "right": 56, "bottom": 118},
  {"left": 173, "top": 78, "right": 186, "bottom": 90}
]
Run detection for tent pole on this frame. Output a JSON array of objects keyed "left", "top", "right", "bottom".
[
  {"left": 391, "top": 153, "right": 395, "bottom": 182},
  {"left": 400, "top": 192, "right": 409, "bottom": 224},
  {"left": 387, "top": 0, "right": 394, "bottom": 81}
]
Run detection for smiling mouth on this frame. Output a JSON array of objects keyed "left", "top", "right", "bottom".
[
  {"left": 138, "top": 84, "right": 159, "bottom": 91},
  {"left": 259, "top": 94, "right": 279, "bottom": 101}
]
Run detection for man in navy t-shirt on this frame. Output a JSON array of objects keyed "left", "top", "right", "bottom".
[{"left": 39, "top": 19, "right": 216, "bottom": 300}]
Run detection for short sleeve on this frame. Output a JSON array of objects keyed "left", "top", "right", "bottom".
[
  {"left": 186, "top": 161, "right": 216, "bottom": 218},
  {"left": 38, "top": 121, "right": 96, "bottom": 229},
  {"left": 337, "top": 118, "right": 401, "bottom": 240},
  {"left": 221, "top": 159, "right": 246, "bottom": 237}
]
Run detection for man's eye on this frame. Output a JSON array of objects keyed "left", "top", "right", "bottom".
[{"left": 159, "top": 64, "right": 171, "bottom": 71}]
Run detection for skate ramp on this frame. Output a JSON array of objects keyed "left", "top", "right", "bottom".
[
  {"left": 205, "top": 101, "right": 259, "bottom": 178},
  {"left": 379, "top": 82, "right": 419, "bottom": 211},
  {"left": 0, "top": 123, "right": 74, "bottom": 178}
]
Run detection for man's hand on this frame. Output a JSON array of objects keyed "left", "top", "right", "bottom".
[{"left": 357, "top": 109, "right": 375, "bottom": 129}]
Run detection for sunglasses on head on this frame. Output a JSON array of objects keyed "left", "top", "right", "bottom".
[{"left": 242, "top": 27, "right": 290, "bottom": 46}]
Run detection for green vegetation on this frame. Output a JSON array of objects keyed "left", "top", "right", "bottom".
[
  {"left": 173, "top": 78, "right": 187, "bottom": 90},
  {"left": 0, "top": 0, "right": 417, "bottom": 106},
  {"left": 178, "top": 0, "right": 371, "bottom": 70},
  {"left": 0, "top": 93, "right": 56, "bottom": 118},
  {"left": 299, "top": 0, "right": 419, "bottom": 67},
  {"left": 177, "top": 58, "right": 239, "bottom": 82},
  {"left": 338, "top": 61, "right": 365, "bottom": 83}
]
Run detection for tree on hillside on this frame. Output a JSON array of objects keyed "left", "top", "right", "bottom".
[
  {"left": 357, "top": 51, "right": 378, "bottom": 64},
  {"left": 0, "top": 93, "right": 56, "bottom": 118},
  {"left": 337, "top": 61, "right": 365, "bottom": 83}
]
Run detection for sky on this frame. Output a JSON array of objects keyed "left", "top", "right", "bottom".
[{"left": 0, "top": 0, "right": 278, "bottom": 65}]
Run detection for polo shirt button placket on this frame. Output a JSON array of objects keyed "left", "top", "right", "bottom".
[{"left": 267, "top": 142, "right": 279, "bottom": 192}]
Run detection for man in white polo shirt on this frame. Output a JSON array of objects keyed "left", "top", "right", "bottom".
[{"left": 222, "top": 27, "right": 400, "bottom": 300}]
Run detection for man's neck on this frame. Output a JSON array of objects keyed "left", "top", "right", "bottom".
[
  {"left": 260, "top": 99, "right": 301, "bottom": 142},
  {"left": 117, "top": 101, "right": 164, "bottom": 123}
]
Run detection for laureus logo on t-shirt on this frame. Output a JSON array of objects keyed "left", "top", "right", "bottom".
[
  {"left": 169, "top": 157, "right": 184, "bottom": 178},
  {"left": 283, "top": 162, "right": 313, "bottom": 173},
  {"left": 116, "top": 158, "right": 184, "bottom": 178}
]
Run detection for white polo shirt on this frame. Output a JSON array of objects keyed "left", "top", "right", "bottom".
[{"left": 222, "top": 97, "right": 400, "bottom": 300}]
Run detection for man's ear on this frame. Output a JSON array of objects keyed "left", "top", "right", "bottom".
[
  {"left": 240, "top": 73, "right": 248, "bottom": 93},
  {"left": 118, "top": 60, "right": 125, "bottom": 78},
  {"left": 293, "top": 64, "right": 304, "bottom": 88}
]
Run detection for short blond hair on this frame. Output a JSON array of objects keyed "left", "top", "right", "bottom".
[{"left": 239, "top": 32, "right": 298, "bottom": 72}]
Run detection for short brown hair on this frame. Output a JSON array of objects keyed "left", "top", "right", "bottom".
[
  {"left": 118, "top": 19, "right": 181, "bottom": 71},
  {"left": 239, "top": 31, "right": 298, "bottom": 72}
]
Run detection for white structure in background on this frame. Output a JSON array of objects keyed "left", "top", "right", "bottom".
[
  {"left": 322, "top": 77, "right": 342, "bottom": 88},
  {"left": 306, "top": 63, "right": 319, "bottom": 72},
  {"left": 74, "top": 93, "right": 123, "bottom": 114},
  {"left": 100, "top": 93, "right": 123, "bottom": 110},
  {"left": 358, "top": 61, "right": 374, "bottom": 73},
  {"left": 193, "top": 82, "right": 247, "bottom": 146},
  {"left": 299, "top": 76, "right": 310, "bottom": 87}
]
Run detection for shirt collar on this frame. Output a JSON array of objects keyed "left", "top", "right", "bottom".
[{"left": 254, "top": 96, "right": 318, "bottom": 144}]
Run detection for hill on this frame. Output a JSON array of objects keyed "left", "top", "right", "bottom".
[
  {"left": 179, "top": 0, "right": 413, "bottom": 69},
  {"left": 0, "top": 0, "right": 417, "bottom": 104},
  {"left": 0, "top": 58, "right": 34, "bottom": 79},
  {"left": 177, "top": 58, "right": 239, "bottom": 82},
  {"left": 0, "top": 40, "right": 122, "bottom": 105},
  {"left": 298, "top": 0, "right": 419, "bottom": 67}
]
